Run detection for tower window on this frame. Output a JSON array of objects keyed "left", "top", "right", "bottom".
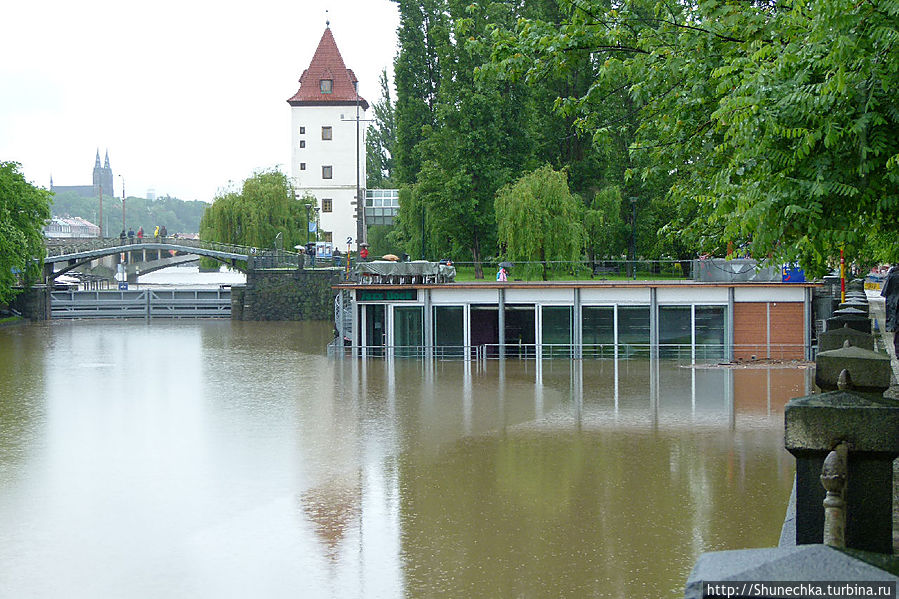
[
  {"left": 322, "top": 198, "right": 333, "bottom": 212},
  {"left": 320, "top": 79, "right": 333, "bottom": 94},
  {"left": 299, "top": 126, "right": 305, "bottom": 134},
  {"left": 321, "top": 126, "right": 332, "bottom": 140},
  {"left": 322, "top": 166, "right": 333, "bottom": 179},
  {"left": 299, "top": 140, "right": 306, "bottom": 149},
  {"left": 299, "top": 163, "right": 306, "bottom": 171}
]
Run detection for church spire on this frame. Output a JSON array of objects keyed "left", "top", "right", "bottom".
[
  {"left": 104, "top": 150, "right": 110, "bottom": 169},
  {"left": 95, "top": 149, "right": 101, "bottom": 168}
]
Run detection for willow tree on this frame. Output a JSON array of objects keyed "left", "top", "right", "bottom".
[
  {"left": 0, "top": 162, "right": 51, "bottom": 303},
  {"left": 495, "top": 165, "right": 585, "bottom": 281},
  {"left": 200, "top": 169, "right": 316, "bottom": 265}
]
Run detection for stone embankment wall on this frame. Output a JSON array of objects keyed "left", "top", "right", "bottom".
[
  {"left": 11, "top": 286, "right": 50, "bottom": 321},
  {"left": 233, "top": 269, "right": 339, "bottom": 321}
]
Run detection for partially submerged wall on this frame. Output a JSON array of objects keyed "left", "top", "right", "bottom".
[{"left": 233, "top": 269, "right": 339, "bottom": 321}]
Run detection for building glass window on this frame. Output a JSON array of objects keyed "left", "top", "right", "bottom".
[
  {"left": 618, "top": 306, "right": 650, "bottom": 357},
  {"left": 322, "top": 198, "right": 332, "bottom": 213},
  {"left": 659, "top": 306, "right": 692, "bottom": 359},
  {"left": 542, "top": 306, "right": 573, "bottom": 358},
  {"left": 299, "top": 140, "right": 306, "bottom": 149},
  {"left": 582, "top": 306, "right": 615, "bottom": 358},
  {"left": 299, "top": 126, "right": 305, "bottom": 134},
  {"left": 434, "top": 306, "right": 464, "bottom": 358},
  {"left": 322, "top": 166, "right": 332, "bottom": 179},
  {"left": 322, "top": 126, "right": 332, "bottom": 140},
  {"left": 394, "top": 306, "right": 424, "bottom": 358},
  {"left": 505, "top": 304, "right": 536, "bottom": 358},
  {"left": 299, "top": 163, "right": 306, "bottom": 171},
  {"left": 320, "top": 79, "right": 332, "bottom": 94},
  {"left": 695, "top": 306, "right": 726, "bottom": 360}
]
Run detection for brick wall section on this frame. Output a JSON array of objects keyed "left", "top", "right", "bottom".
[
  {"left": 234, "top": 269, "right": 339, "bottom": 321},
  {"left": 734, "top": 301, "right": 805, "bottom": 360}
]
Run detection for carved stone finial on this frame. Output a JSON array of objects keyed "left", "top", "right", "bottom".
[
  {"left": 821, "top": 442, "right": 848, "bottom": 548},
  {"left": 836, "top": 368, "right": 852, "bottom": 390}
]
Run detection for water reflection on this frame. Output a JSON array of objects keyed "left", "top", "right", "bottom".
[{"left": 0, "top": 322, "right": 809, "bottom": 598}]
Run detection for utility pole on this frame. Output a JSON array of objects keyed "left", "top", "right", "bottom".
[
  {"left": 355, "top": 82, "right": 363, "bottom": 249},
  {"left": 99, "top": 185, "right": 104, "bottom": 238}
]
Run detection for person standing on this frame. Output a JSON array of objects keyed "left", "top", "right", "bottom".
[
  {"left": 127, "top": 228, "right": 135, "bottom": 243},
  {"left": 137, "top": 226, "right": 143, "bottom": 242},
  {"left": 154, "top": 225, "right": 159, "bottom": 240},
  {"left": 881, "top": 264, "right": 899, "bottom": 356}
]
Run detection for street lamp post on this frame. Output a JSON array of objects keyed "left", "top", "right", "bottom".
[
  {"left": 118, "top": 175, "right": 126, "bottom": 235},
  {"left": 305, "top": 203, "right": 312, "bottom": 244},
  {"left": 630, "top": 197, "right": 638, "bottom": 280}
]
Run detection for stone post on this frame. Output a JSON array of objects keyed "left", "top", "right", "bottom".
[{"left": 785, "top": 363, "right": 898, "bottom": 553}]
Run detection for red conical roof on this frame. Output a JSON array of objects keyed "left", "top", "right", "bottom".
[{"left": 287, "top": 28, "right": 369, "bottom": 109}]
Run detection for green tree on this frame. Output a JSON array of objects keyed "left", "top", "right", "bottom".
[
  {"left": 200, "top": 169, "right": 315, "bottom": 255},
  {"left": 495, "top": 165, "right": 585, "bottom": 281},
  {"left": 391, "top": 0, "right": 446, "bottom": 185},
  {"left": 584, "top": 185, "right": 626, "bottom": 270},
  {"left": 367, "top": 69, "right": 396, "bottom": 188},
  {"left": 0, "top": 162, "right": 52, "bottom": 304},
  {"left": 390, "top": 0, "right": 533, "bottom": 277}
]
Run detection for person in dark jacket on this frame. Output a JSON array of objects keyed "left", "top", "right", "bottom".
[{"left": 882, "top": 264, "right": 899, "bottom": 355}]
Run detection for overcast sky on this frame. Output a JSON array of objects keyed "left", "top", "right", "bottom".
[{"left": 0, "top": 0, "right": 400, "bottom": 203}]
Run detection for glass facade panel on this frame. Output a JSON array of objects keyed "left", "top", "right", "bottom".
[
  {"left": 618, "top": 306, "right": 650, "bottom": 357},
  {"left": 659, "top": 306, "right": 692, "bottom": 359},
  {"left": 582, "top": 306, "right": 615, "bottom": 358},
  {"left": 505, "top": 305, "right": 536, "bottom": 358},
  {"left": 364, "top": 304, "right": 386, "bottom": 357},
  {"left": 542, "top": 306, "right": 572, "bottom": 358},
  {"left": 471, "top": 305, "right": 499, "bottom": 357},
  {"left": 695, "top": 305, "right": 726, "bottom": 360},
  {"left": 434, "top": 306, "right": 464, "bottom": 358},
  {"left": 394, "top": 306, "right": 423, "bottom": 358}
]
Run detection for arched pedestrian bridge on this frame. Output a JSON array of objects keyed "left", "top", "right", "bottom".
[{"left": 43, "top": 238, "right": 302, "bottom": 282}]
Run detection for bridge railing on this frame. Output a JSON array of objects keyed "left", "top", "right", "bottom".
[{"left": 44, "top": 237, "right": 302, "bottom": 262}]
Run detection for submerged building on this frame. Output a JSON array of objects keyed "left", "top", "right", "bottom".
[{"left": 336, "top": 280, "right": 817, "bottom": 362}]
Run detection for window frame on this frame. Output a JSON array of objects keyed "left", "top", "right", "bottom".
[{"left": 321, "top": 126, "right": 332, "bottom": 141}]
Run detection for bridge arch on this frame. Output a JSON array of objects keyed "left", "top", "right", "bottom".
[{"left": 42, "top": 239, "right": 299, "bottom": 281}]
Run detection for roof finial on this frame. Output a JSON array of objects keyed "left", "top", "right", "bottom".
[{"left": 325, "top": 9, "right": 329, "bottom": 28}]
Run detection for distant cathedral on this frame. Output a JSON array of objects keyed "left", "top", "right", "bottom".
[{"left": 51, "top": 149, "right": 115, "bottom": 198}]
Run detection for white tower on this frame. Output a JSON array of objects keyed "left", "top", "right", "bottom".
[{"left": 288, "top": 26, "right": 368, "bottom": 248}]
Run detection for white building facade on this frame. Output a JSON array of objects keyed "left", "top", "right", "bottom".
[{"left": 288, "top": 27, "right": 368, "bottom": 249}]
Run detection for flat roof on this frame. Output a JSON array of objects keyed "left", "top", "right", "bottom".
[{"left": 335, "top": 280, "right": 821, "bottom": 291}]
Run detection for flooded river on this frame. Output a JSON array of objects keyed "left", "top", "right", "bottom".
[{"left": 0, "top": 317, "right": 809, "bottom": 598}]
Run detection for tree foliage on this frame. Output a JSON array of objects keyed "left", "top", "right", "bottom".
[
  {"left": 584, "top": 185, "right": 625, "bottom": 262},
  {"left": 495, "top": 165, "right": 585, "bottom": 280},
  {"left": 199, "top": 169, "right": 316, "bottom": 252},
  {"left": 51, "top": 190, "right": 208, "bottom": 235},
  {"left": 0, "top": 162, "right": 51, "bottom": 304},
  {"left": 366, "top": 69, "right": 396, "bottom": 188},
  {"left": 491, "top": 0, "right": 899, "bottom": 274},
  {"left": 390, "top": 0, "right": 536, "bottom": 277}
]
